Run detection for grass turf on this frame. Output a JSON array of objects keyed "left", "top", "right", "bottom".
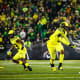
[{"left": 0, "top": 60, "right": 80, "bottom": 80}]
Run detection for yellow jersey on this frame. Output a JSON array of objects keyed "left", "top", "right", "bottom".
[
  {"left": 10, "top": 36, "right": 22, "bottom": 49},
  {"left": 47, "top": 28, "right": 70, "bottom": 47}
]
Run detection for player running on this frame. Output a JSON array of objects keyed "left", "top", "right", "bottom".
[
  {"left": 7, "top": 30, "right": 32, "bottom": 71},
  {"left": 47, "top": 22, "right": 76, "bottom": 71}
]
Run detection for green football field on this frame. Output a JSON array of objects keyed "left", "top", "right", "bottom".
[{"left": 0, "top": 60, "right": 80, "bottom": 80}]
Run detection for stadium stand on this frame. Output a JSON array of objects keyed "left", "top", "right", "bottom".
[{"left": 0, "top": 0, "right": 80, "bottom": 60}]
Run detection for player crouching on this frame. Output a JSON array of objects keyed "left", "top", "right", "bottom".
[{"left": 7, "top": 30, "right": 32, "bottom": 71}]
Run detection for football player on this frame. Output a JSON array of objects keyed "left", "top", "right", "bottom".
[
  {"left": 47, "top": 22, "right": 76, "bottom": 71},
  {"left": 7, "top": 30, "right": 32, "bottom": 71}
]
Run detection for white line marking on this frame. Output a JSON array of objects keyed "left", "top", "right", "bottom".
[
  {"left": 1, "top": 61, "right": 80, "bottom": 65},
  {"left": 0, "top": 77, "right": 80, "bottom": 80},
  {"left": 0, "top": 73, "right": 79, "bottom": 75}
]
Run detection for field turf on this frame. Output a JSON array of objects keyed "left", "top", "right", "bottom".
[{"left": 0, "top": 60, "right": 80, "bottom": 80}]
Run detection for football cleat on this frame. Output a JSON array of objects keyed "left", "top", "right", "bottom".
[
  {"left": 23, "top": 65, "right": 28, "bottom": 71},
  {"left": 27, "top": 66, "right": 32, "bottom": 71},
  {"left": 24, "top": 67, "right": 28, "bottom": 71},
  {"left": 58, "top": 66, "right": 63, "bottom": 71},
  {"left": 52, "top": 67, "right": 56, "bottom": 72},
  {"left": 23, "top": 64, "right": 32, "bottom": 71}
]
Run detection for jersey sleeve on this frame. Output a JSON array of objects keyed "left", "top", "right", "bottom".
[
  {"left": 10, "top": 38, "right": 16, "bottom": 45},
  {"left": 59, "top": 31, "right": 70, "bottom": 45}
]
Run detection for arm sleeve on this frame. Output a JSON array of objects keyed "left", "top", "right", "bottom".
[
  {"left": 59, "top": 37, "right": 70, "bottom": 45},
  {"left": 59, "top": 32, "right": 70, "bottom": 45}
]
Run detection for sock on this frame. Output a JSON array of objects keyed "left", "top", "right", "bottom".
[
  {"left": 59, "top": 63, "right": 62, "bottom": 67},
  {"left": 25, "top": 63, "right": 29, "bottom": 67},
  {"left": 51, "top": 64, "right": 54, "bottom": 67},
  {"left": 50, "top": 59, "right": 55, "bottom": 67},
  {"left": 19, "top": 61, "right": 23, "bottom": 64}
]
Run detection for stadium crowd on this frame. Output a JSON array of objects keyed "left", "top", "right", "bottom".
[{"left": 0, "top": 0, "right": 80, "bottom": 49}]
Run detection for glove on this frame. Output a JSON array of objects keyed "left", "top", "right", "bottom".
[
  {"left": 7, "top": 51, "right": 12, "bottom": 57},
  {"left": 6, "top": 54, "right": 11, "bottom": 59},
  {"left": 69, "top": 44, "right": 76, "bottom": 48}
]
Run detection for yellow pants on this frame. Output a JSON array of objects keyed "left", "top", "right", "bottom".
[
  {"left": 13, "top": 47, "right": 27, "bottom": 60},
  {"left": 47, "top": 43, "right": 64, "bottom": 60}
]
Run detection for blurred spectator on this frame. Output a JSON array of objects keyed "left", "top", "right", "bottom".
[
  {"left": 22, "top": 4, "right": 28, "bottom": 13},
  {"left": 41, "top": 29, "right": 47, "bottom": 41},
  {"left": 37, "top": 23, "right": 42, "bottom": 37},
  {"left": 72, "top": 0, "right": 77, "bottom": 8},
  {"left": 25, "top": 36, "right": 32, "bottom": 49},
  {"left": 0, "top": 12, "right": 6, "bottom": 21},
  {"left": 0, "top": 32, "right": 3, "bottom": 44},
  {"left": 16, "top": 30, "right": 20, "bottom": 38},
  {"left": 66, "top": 5, "right": 72, "bottom": 15},
  {"left": 20, "top": 28, "right": 26, "bottom": 40},
  {"left": 77, "top": 27, "right": 80, "bottom": 38},
  {"left": 33, "top": 13, "right": 38, "bottom": 21},
  {"left": 28, "top": 29, "right": 36, "bottom": 42},
  {"left": 0, "top": 0, "right": 80, "bottom": 48},
  {"left": 43, "top": 51, "right": 50, "bottom": 60},
  {"left": 36, "top": 33, "right": 41, "bottom": 43}
]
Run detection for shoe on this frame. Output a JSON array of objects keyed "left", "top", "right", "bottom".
[
  {"left": 23, "top": 64, "right": 32, "bottom": 71},
  {"left": 24, "top": 66, "right": 32, "bottom": 71},
  {"left": 23, "top": 64, "right": 27, "bottom": 71},
  {"left": 52, "top": 67, "right": 56, "bottom": 72},
  {"left": 58, "top": 66, "right": 63, "bottom": 71},
  {"left": 24, "top": 65, "right": 28, "bottom": 71},
  {"left": 27, "top": 66, "right": 32, "bottom": 71},
  {"left": 24, "top": 67, "right": 28, "bottom": 71}
]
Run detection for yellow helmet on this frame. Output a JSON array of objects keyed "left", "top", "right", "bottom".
[
  {"left": 61, "top": 22, "right": 68, "bottom": 27},
  {"left": 8, "top": 30, "right": 14, "bottom": 35},
  {"left": 60, "top": 22, "right": 69, "bottom": 28}
]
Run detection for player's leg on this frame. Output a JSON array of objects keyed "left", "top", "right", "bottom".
[
  {"left": 21, "top": 58, "right": 32, "bottom": 71},
  {"left": 12, "top": 52, "right": 20, "bottom": 64},
  {"left": 58, "top": 50, "right": 64, "bottom": 70},
  {"left": 12, "top": 51, "right": 32, "bottom": 71},
  {"left": 12, "top": 53, "right": 26, "bottom": 69},
  {"left": 47, "top": 46, "right": 56, "bottom": 71},
  {"left": 12, "top": 48, "right": 26, "bottom": 64},
  {"left": 56, "top": 43, "right": 64, "bottom": 70},
  {"left": 20, "top": 47, "right": 32, "bottom": 71}
]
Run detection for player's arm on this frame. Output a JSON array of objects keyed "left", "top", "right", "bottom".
[
  {"left": 7, "top": 45, "right": 15, "bottom": 56},
  {"left": 68, "top": 44, "right": 76, "bottom": 48},
  {"left": 16, "top": 39, "right": 24, "bottom": 49},
  {"left": 59, "top": 34, "right": 70, "bottom": 45},
  {"left": 52, "top": 28, "right": 67, "bottom": 44},
  {"left": 59, "top": 34, "right": 76, "bottom": 48}
]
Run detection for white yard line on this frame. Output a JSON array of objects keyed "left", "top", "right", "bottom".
[
  {"left": 0, "top": 73, "right": 79, "bottom": 75},
  {"left": 0, "top": 77, "right": 80, "bottom": 80},
  {"left": 1, "top": 61, "right": 80, "bottom": 65},
  {"left": 64, "top": 66, "right": 80, "bottom": 69}
]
